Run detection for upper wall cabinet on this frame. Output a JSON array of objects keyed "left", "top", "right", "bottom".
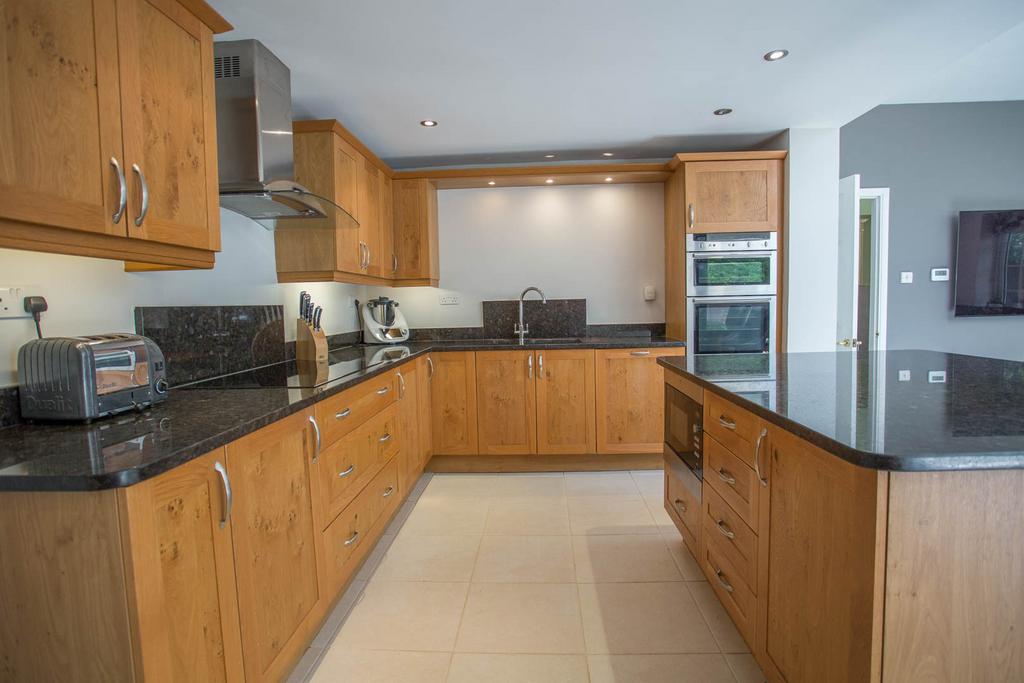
[
  {"left": 683, "top": 159, "right": 782, "bottom": 233},
  {"left": 393, "top": 178, "right": 440, "bottom": 286},
  {"left": 0, "top": 0, "right": 229, "bottom": 268}
]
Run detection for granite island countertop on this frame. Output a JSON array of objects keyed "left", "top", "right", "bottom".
[
  {"left": 659, "top": 350, "right": 1024, "bottom": 471},
  {"left": 0, "top": 336, "right": 683, "bottom": 491}
]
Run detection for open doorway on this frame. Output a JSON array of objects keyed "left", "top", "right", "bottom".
[{"left": 837, "top": 175, "right": 890, "bottom": 350}]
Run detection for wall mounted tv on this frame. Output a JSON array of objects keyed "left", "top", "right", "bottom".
[{"left": 954, "top": 209, "right": 1024, "bottom": 317}]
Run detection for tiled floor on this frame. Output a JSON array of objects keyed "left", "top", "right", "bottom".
[{"left": 289, "top": 471, "right": 768, "bottom": 683}]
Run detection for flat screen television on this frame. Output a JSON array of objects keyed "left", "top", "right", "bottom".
[{"left": 954, "top": 209, "right": 1024, "bottom": 316}]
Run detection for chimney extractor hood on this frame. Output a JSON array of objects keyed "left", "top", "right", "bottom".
[{"left": 213, "top": 39, "right": 354, "bottom": 230}]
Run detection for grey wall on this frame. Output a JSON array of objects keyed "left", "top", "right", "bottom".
[{"left": 840, "top": 101, "right": 1024, "bottom": 361}]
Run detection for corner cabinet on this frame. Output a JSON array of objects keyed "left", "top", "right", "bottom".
[
  {"left": 0, "top": 0, "right": 229, "bottom": 268},
  {"left": 431, "top": 352, "right": 479, "bottom": 455},
  {"left": 595, "top": 347, "right": 684, "bottom": 454}
]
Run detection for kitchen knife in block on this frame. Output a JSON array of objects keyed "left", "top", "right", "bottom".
[{"left": 296, "top": 317, "right": 328, "bottom": 385}]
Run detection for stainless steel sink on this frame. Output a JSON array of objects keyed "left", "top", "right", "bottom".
[{"left": 523, "top": 337, "right": 585, "bottom": 344}]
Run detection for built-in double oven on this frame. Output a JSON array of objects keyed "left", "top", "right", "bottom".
[{"left": 686, "top": 232, "right": 778, "bottom": 355}]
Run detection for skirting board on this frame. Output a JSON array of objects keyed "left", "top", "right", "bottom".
[{"left": 426, "top": 453, "right": 662, "bottom": 473}]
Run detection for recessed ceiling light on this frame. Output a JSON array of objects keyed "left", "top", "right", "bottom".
[
  {"left": 602, "top": 152, "right": 614, "bottom": 157},
  {"left": 604, "top": 177, "right": 613, "bottom": 182},
  {"left": 545, "top": 178, "right": 554, "bottom": 184},
  {"left": 713, "top": 108, "right": 733, "bottom": 116},
  {"left": 487, "top": 181, "right": 496, "bottom": 186},
  {"left": 763, "top": 49, "right": 789, "bottom": 62},
  {"left": 544, "top": 154, "right": 556, "bottom": 158},
  {"left": 419, "top": 119, "right": 438, "bottom": 127}
]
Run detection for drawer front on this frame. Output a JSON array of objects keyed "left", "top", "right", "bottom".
[
  {"left": 664, "top": 448, "right": 701, "bottom": 548},
  {"left": 702, "top": 484, "right": 757, "bottom": 593},
  {"left": 700, "top": 535, "right": 756, "bottom": 648},
  {"left": 321, "top": 490, "right": 373, "bottom": 595},
  {"left": 704, "top": 391, "right": 761, "bottom": 467},
  {"left": 315, "top": 373, "right": 398, "bottom": 447},
  {"left": 319, "top": 422, "right": 373, "bottom": 529},
  {"left": 366, "top": 457, "right": 401, "bottom": 530},
  {"left": 705, "top": 435, "right": 760, "bottom": 529},
  {"left": 369, "top": 404, "right": 401, "bottom": 464}
]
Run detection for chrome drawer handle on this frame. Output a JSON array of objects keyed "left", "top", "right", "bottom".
[
  {"left": 673, "top": 498, "right": 687, "bottom": 514},
  {"left": 110, "top": 157, "right": 127, "bottom": 224},
  {"left": 716, "top": 519, "right": 735, "bottom": 539},
  {"left": 344, "top": 530, "right": 360, "bottom": 547},
  {"left": 712, "top": 564, "right": 734, "bottom": 593},
  {"left": 335, "top": 408, "right": 351, "bottom": 420},
  {"left": 338, "top": 464, "right": 355, "bottom": 478},
  {"left": 376, "top": 386, "right": 390, "bottom": 395},
  {"left": 718, "top": 415, "right": 737, "bottom": 430},
  {"left": 378, "top": 432, "right": 392, "bottom": 443},
  {"left": 213, "top": 460, "right": 232, "bottom": 529},
  {"left": 382, "top": 486, "right": 394, "bottom": 498},
  {"left": 630, "top": 350, "right": 651, "bottom": 356},
  {"left": 716, "top": 468, "right": 736, "bottom": 486}
]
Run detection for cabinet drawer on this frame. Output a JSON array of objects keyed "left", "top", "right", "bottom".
[
  {"left": 365, "top": 457, "right": 401, "bottom": 530},
  {"left": 664, "top": 447, "right": 701, "bottom": 552},
  {"left": 703, "top": 392, "right": 761, "bottom": 467},
  {"left": 369, "top": 404, "right": 401, "bottom": 464},
  {"left": 321, "top": 483, "right": 374, "bottom": 597},
  {"left": 705, "top": 435, "right": 760, "bottom": 529},
  {"left": 702, "top": 484, "right": 757, "bottom": 593},
  {"left": 319, "top": 420, "right": 375, "bottom": 529},
  {"left": 700, "top": 535, "right": 756, "bottom": 648},
  {"left": 315, "top": 373, "right": 398, "bottom": 447}
]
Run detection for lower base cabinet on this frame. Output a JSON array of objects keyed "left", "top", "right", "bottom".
[{"left": 596, "top": 348, "right": 685, "bottom": 454}]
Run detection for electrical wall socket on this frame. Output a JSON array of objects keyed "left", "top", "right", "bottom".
[
  {"left": 439, "top": 294, "right": 460, "bottom": 306},
  {"left": 0, "top": 286, "right": 30, "bottom": 320},
  {"left": 898, "top": 370, "right": 911, "bottom": 382},
  {"left": 900, "top": 271, "right": 914, "bottom": 284}
]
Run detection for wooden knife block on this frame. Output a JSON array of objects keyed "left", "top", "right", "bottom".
[{"left": 296, "top": 318, "right": 328, "bottom": 385}]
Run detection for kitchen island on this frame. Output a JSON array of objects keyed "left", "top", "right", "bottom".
[{"left": 659, "top": 350, "right": 1023, "bottom": 683}]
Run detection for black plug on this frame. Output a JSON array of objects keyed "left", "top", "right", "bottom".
[{"left": 23, "top": 296, "right": 47, "bottom": 339}]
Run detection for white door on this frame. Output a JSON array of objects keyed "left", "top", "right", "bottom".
[{"left": 836, "top": 174, "right": 862, "bottom": 349}]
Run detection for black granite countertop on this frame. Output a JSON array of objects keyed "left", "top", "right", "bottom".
[
  {"left": 659, "top": 350, "right": 1024, "bottom": 472},
  {"left": 0, "top": 337, "right": 682, "bottom": 491}
]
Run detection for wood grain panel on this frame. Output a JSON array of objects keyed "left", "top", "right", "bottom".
[
  {"left": 396, "top": 363, "right": 422, "bottom": 495},
  {"left": 664, "top": 166, "right": 686, "bottom": 340},
  {"left": 664, "top": 447, "right": 701, "bottom": 555},
  {"left": 431, "top": 351, "right": 478, "bottom": 455},
  {"left": 704, "top": 435, "right": 760, "bottom": 529},
  {"left": 475, "top": 350, "right": 537, "bottom": 455},
  {"left": 536, "top": 349, "right": 596, "bottom": 454},
  {"left": 392, "top": 178, "right": 440, "bottom": 282},
  {"left": 418, "top": 355, "right": 434, "bottom": 467},
  {"left": 313, "top": 371, "right": 397, "bottom": 448},
  {"left": 703, "top": 391, "right": 762, "bottom": 467},
  {"left": 702, "top": 482, "right": 757, "bottom": 592},
  {"left": 595, "top": 347, "right": 684, "bottom": 454},
  {"left": 684, "top": 160, "right": 780, "bottom": 233}
]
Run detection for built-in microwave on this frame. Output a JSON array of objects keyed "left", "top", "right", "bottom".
[
  {"left": 686, "top": 295, "right": 776, "bottom": 355},
  {"left": 664, "top": 383, "right": 703, "bottom": 480}
]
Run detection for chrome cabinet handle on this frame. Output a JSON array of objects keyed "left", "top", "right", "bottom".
[
  {"left": 527, "top": 353, "right": 533, "bottom": 379},
  {"left": 338, "top": 464, "right": 355, "bottom": 478},
  {"left": 358, "top": 242, "right": 366, "bottom": 269},
  {"left": 110, "top": 157, "right": 127, "bottom": 224},
  {"left": 688, "top": 203, "right": 695, "bottom": 229},
  {"left": 392, "top": 253, "right": 398, "bottom": 273},
  {"left": 754, "top": 427, "right": 768, "bottom": 487},
  {"left": 344, "top": 530, "right": 360, "bottom": 546},
  {"left": 537, "top": 352, "right": 543, "bottom": 378},
  {"left": 712, "top": 564, "right": 734, "bottom": 593},
  {"left": 630, "top": 350, "right": 651, "bottom": 357},
  {"left": 131, "top": 163, "right": 149, "bottom": 226},
  {"left": 716, "top": 468, "right": 736, "bottom": 485},
  {"left": 397, "top": 372, "right": 406, "bottom": 398},
  {"left": 378, "top": 432, "right": 392, "bottom": 443},
  {"left": 716, "top": 519, "right": 736, "bottom": 539},
  {"left": 382, "top": 486, "right": 394, "bottom": 498},
  {"left": 376, "top": 385, "right": 390, "bottom": 395},
  {"left": 718, "top": 415, "right": 737, "bottom": 430},
  {"left": 213, "top": 460, "right": 232, "bottom": 529},
  {"left": 673, "top": 498, "right": 687, "bottom": 514},
  {"left": 335, "top": 408, "right": 351, "bottom": 420},
  {"left": 365, "top": 244, "right": 372, "bottom": 268},
  {"left": 426, "top": 356, "right": 434, "bottom": 378},
  {"left": 308, "top": 415, "right": 321, "bottom": 463}
]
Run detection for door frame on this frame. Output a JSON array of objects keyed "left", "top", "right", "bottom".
[{"left": 860, "top": 187, "right": 890, "bottom": 351}]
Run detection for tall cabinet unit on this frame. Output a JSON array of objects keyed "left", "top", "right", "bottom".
[{"left": 0, "top": 0, "right": 229, "bottom": 268}]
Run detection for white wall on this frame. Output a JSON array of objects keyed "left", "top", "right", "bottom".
[
  {"left": 0, "top": 211, "right": 364, "bottom": 385},
  {"left": 369, "top": 183, "right": 666, "bottom": 328}
]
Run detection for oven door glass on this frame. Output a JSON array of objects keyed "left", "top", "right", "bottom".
[
  {"left": 692, "top": 300, "right": 771, "bottom": 354},
  {"left": 694, "top": 255, "right": 773, "bottom": 287}
]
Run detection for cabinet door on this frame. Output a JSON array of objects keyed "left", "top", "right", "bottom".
[
  {"left": 333, "top": 137, "right": 364, "bottom": 274},
  {"left": 476, "top": 351, "right": 537, "bottom": 455},
  {"left": 0, "top": 0, "right": 126, "bottom": 237},
  {"left": 393, "top": 178, "right": 440, "bottom": 283},
  {"left": 116, "top": 0, "right": 219, "bottom": 250},
  {"left": 431, "top": 352, "right": 478, "bottom": 455},
  {"left": 120, "top": 450, "right": 244, "bottom": 683},
  {"left": 536, "top": 349, "right": 596, "bottom": 454},
  {"left": 595, "top": 348, "right": 684, "bottom": 454},
  {"left": 225, "top": 410, "right": 322, "bottom": 683},
  {"left": 684, "top": 160, "right": 780, "bottom": 233},
  {"left": 359, "top": 157, "right": 380, "bottom": 275},
  {"left": 379, "top": 172, "right": 396, "bottom": 279},
  {"left": 419, "top": 355, "right": 434, "bottom": 465},
  {"left": 397, "top": 364, "right": 421, "bottom": 494}
]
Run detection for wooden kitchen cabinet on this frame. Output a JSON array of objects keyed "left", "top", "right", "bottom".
[
  {"left": 418, "top": 355, "right": 434, "bottom": 467},
  {"left": 431, "top": 352, "right": 479, "bottom": 455},
  {"left": 476, "top": 351, "right": 538, "bottom": 455},
  {"left": 379, "top": 172, "right": 396, "bottom": 278},
  {"left": 0, "top": 0, "right": 228, "bottom": 268},
  {"left": 684, "top": 159, "right": 781, "bottom": 233},
  {"left": 225, "top": 410, "right": 323, "bottom": 683},
  {"left": 397, "top": 363, "right": 423, "bottom": 494},
  {"left": 536, "top": 349, "right": 597, "bottom": 454},
  {"left": 119, "top": 450, "right": 244, "bottom": 683},
  {"left": 392, "top": 178, "right": 441, "bottom": 286},
  {"left": 595, "top": 347, "right": 684, "bottom": 454}
]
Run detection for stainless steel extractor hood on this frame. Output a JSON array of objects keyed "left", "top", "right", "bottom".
[{"left": 213, "top": 39, "right": 352, "bottom": 229}]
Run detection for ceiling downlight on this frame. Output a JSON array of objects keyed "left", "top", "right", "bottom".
[
  {"left": 419, "top": 119, "right": 438, "bottom": 127},
  {"left": 713, "top": 108, "right": 733, "bottom": 116},
  {"left": 763, "top": 49, "right": 790, "bottom": 61}
]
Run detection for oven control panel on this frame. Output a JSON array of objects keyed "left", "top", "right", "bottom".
[{"left": 686, "top": 232, "right": 777, "bottom": 252}]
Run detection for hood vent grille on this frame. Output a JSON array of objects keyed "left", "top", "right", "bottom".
[{"left": 213, "top": 54, "right": 240, "bottom": 79}]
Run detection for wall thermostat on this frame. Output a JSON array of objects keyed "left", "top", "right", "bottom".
[{"left": 930, "top": 267, "right": 950, "bottom": 282}]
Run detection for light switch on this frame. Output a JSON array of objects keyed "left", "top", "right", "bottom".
[
  {"left": 643, "top": 285, "right": 657, "bottom": 301},
  {"left": 900, "top": 271, "right": 914, "bottom": 284},
  {"left": 898, "top": 370, "right": 911, "bottom": 382}
]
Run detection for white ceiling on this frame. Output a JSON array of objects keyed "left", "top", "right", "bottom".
[{"left": 209, "top": 0, "right": 1024, "bottom": 169}]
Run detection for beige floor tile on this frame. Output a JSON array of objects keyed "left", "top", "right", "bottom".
[
  {"left": 371, "top": 534, "right": 481, "bottom": 582},
  {"left": 725, "top": 653, "right": 768, "bottom": 683},
  {"left": 472, "top": 535, "right": 575, "bottom": 583},
  {"left": 398, "top": 497, "right": 490, "bottom": 536},
  {"left": 311, "top": 579, "right": 367, "bottom": 648},
  {"left": 646, "top": 499, "right": 683, "bottom": 534},
  {"left": 334, "top": 581, "right": 468, "bottom": 652},
  {"left": 310, "top": 649, "right": 450, "bottom": 683},
  {"left": 588, "top": 653, "right": 736, "bottom": 683},
  {"left": 661, "top": 532, "right": 705, "bottom": 581},
  {"left": 447, "top": 653, "right": 589, "bottom": 683},
  {"left": 578, "top": 582, "right": 719, "bottom": 654},
  {"left": 567, "top": 496, "right": 659, "bottom": 535},
  {"left": 572, "top": 534, "right": 682, "bottom": 582},
  {"left": 491, "top": 473, "right": 567, "bottom": 498},
  {"left": 484, "top": 498, "right": 571, "bottom": 535},
  {"left": 565, "top": 472, "right": 640, "bottom": 496},
  {"left": 355, "top": 534, "right": 397, "bottom": 581},
  {"left": 420, "top": 474, "right": 503, "bottom": 499},
  {"left": 687, "top": 581, "right": 750, "bottom": 653},
  {"left": 630, "top": 470, "right": 665, "bottom": 498},
  {"left": 455, "top": 583, "right": 585, "bottom": 654}
]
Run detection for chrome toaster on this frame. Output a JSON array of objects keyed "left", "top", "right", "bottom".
[{"left": 18, "top": 334, "right": 169, "bottom": 422}]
